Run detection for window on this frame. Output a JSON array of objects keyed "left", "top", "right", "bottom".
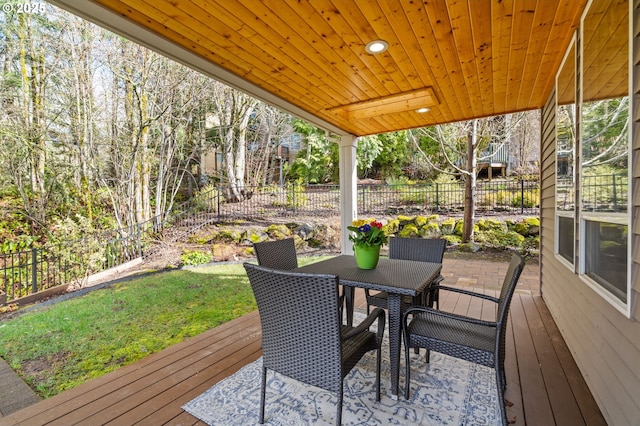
[
  {"left": 580, "top": 0, "right": 629, "bottom": 306},
  {"left": 583, "top": 220, "right": 628, "bottom": 302},
  {"left": 555, "top": 0, "right": 630, "bottom": 312},
  {"left": 555, "top": 39, "right": 576, "bottom": 264}
]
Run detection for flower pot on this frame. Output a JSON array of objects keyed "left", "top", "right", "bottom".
[{"left": 354, "top": 244, "right": 381, "bottom": 269}]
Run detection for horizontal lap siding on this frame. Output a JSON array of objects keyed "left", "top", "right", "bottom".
[
  {"left": 540, "top": 87, "right": 556, "bottom": 303},
  {"left": 633, "top": 0, "right": 640, "bottom": 314},
  {"left": 540, "top": 7, "right": 640, "bottom": 422}
]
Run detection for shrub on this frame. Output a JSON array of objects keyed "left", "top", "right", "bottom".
[
  {"left": 398, "top": 224, "right": 420, "bottom": 238},
  {"left": 414, "top": 216, "right": 428, "bottom": 227},
  {"left": 511, "top": 189, "right": 539, "bottom": 208},
  {"left": 496, "top": 189, "right": 514, "bottom": 206},
  {"left": 442, "top": 234, "right": 461, "bottom": 244},
  {"left": 399, "top": 187, "right": 428, "bottom": 205},
  {"left": 285, "top": 179, "right": 307, "bottom": 209},
  {"left": 513, "top": 217, "right": 540, "bottom": 236},
  {"left": 420, "top": 221, "right": 440, "bottom": 237},
  {"left": 180, "top": 250, "right": 212, "bottom": 266},
  {"left": 441, "top": 218, "right": 456, "bottom": 235},
  {"left": 433, "top": 173, "right": 459, "bottom": 185},
  {"left": 454, "top": 220, "right": 464, "bottom": 236},
  {"left": 383, "top": 219, "right": 400, "bottom": 235},
  {"left": 477, "top": 192, "right": 496, "bottom": 207},
  {"left": 397, "top": 214, "right": 414, "bottom": 224},
  {"left": 193, "top": 184, "right": 221, "bottom": 212}
]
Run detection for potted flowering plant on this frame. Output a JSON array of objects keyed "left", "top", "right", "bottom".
[{"left": 348, "top": 219, "right": 388, "bottom": 269}]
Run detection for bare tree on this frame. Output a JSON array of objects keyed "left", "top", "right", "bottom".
[
  {"left": 0, "top": 5, "right": 288, "bottom": 241},
  {"left": 208, "top": 83, "right": 258, "bottom": 201},
  {"left": 0, "top": 10, "right": 59, "bottom": 232},
  {"left": 410, "top": 114, "right": 527, "bottom": 242},
  {"left": 246, "top": 104, "right": 295, "bottom": 186},
  {"left": 509, "top": 111, "right": 540, "bottom": 175}
]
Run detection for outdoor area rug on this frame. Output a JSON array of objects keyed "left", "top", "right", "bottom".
[{"left": 182, "top": 316, "right": 499, "bottom": 425}]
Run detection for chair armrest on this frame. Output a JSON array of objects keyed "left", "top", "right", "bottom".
[
  {"left": 431, "top": 275, "right": 444, "bottom": 285},
  {"left": 403, "top": 306, "right": 498, "bottom": 329},
  {"left": 424, "top": 285, "right": 499, "bottom": 303},
  {"left": 342, "top": 308, "right": 386, "bottom": 342}
]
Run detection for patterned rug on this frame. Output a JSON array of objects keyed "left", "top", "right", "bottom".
[{"left": 183, "top": 317, "right": 498, "bottom": 425}]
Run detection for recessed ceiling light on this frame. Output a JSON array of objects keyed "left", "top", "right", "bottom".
[
  {"left": 416, "top": 107, "right": 430, "bottom": 113},
  {"left": 365, "top": 40, "right": 388, "bottom": 54}
]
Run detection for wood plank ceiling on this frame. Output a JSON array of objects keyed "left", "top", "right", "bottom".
[{"left": 51, "top": 0, "right": 588, "bottom": 137}]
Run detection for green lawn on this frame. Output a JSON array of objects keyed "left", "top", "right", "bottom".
[{"left": 0, "top": 257, "right": 329, "bottom": 398}]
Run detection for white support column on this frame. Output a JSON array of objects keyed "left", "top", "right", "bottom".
[{"left": 337, "top": 134, "right": 358, "bottom": 254}]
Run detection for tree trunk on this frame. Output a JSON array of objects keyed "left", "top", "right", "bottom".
[
  {"left": 234, "top": 98, "right": 256, "bottom": 193},
  {"left": 18, "top": 14, "right": 47, "bottom": 231},
  {"left": 462, "top": 120, "right": 477, "bottom": 243}
]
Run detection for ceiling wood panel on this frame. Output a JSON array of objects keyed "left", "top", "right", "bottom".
[
  {"left": 468, "top": 0, "right": 494, "bottom": 115},
  {"left": 491, "top": 0, "right": 515, "bottom": 113},
  {"left": 401, "top": 2, "right": 451, "bottom": 124},
  {"left": 303, "top": 0, "right": 395, "bottom": 98},
  {"left": 424, "top": 1, "right": 471, "bottom": 122},
  {"left": 450, "top": 0, "right": 484, "bottom": 118},
  {"left": 249, "top": 1, "right": 373, "bottom": 101},
  {"left": 353, "top": 0, "right": 416, "bottom": 94},
  {"left": 505, "top": 2, "right": 536, "bottom": 112},
  {"left": 557, "top": 42, "right": 576, "bottom": 106},
  {"left": 582, "top": 0, "right": 628, "bottom": 102},
  {"left": 518, "top": 3, "right": 559, "bottom": 110},
  {"left": 56, "top": 0, "right": 592, "bottom": 136}
]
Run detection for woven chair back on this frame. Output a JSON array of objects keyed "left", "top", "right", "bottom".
[
  {"left": 389, "top": 237, "right": 446, "bottom": 263},
  {"left": 244, "top": 263, "right": 343, "bottom": 392},
  {"left": 253, "top": 238, "right": 298, "bottom": 270}
]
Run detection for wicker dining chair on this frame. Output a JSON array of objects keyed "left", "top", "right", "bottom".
[
  {"left": 243, "top": 263, "right": 386, "bottom": 425},
  {"left": 365, "top": 237, "right": 446, "bottom": 315},
  {"left": 402, "top": 252, "right": 525, "bottom": 426},
  {"left": 253, "top": 237, "right": 348, "bottom": 319},
  {"left": 253, "top": 238, "right": 299, "bottom": 270}
]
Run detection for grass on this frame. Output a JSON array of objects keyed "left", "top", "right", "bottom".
[{"left": 0, "top": 257, "right": 328, "bottom": 398}]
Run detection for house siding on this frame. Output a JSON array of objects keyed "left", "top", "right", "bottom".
[
  {"left": 540, "top": 2, "right": 640, "bottom": 423},
  {"left": 633, "top": 0, "right": 640, "bottom": 316}
]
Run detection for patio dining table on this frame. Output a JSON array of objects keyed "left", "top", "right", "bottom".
[{"left": 296, "top": 254, "right": 442, "bottom": 399}]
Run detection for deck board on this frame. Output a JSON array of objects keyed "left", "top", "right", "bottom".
[
  {"left": 504, "top": 319, "right": 525, "bottom": 425},
  {"left": 510, "top": 293, "right": 557, "bottom": 425},
  {"left": 0, "top": 259, "right": 605, "bottom": 425},
  {"left": 521, "top": 294, "right": 585, "bottom": 425},
  {"left": 531, "top": 296, "right": 607, "bottom": 426}
]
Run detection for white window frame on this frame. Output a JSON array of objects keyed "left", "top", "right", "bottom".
[
  {"left": 575, "top": 0, "right": 632, "bottom": 318},
  {"left": 554, "top": 36, "right": 577, "bottom": 269}
]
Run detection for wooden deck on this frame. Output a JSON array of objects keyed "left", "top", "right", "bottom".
[{"left": 0, "top": 258, "right": 607, "bottom": 425}]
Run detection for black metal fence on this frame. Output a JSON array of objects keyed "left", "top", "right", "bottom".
[
  {"left": 194, "top": 179, "right": 540, "bottom": 221},
  {"left": 1, "top": 180, "right": 540, "bottom": 303},
  {"left": 581, "top": 173, "right": 628, "bottom": 212},
  {"left": 0, "top": 220, "right": 160, "bottom": 303}
]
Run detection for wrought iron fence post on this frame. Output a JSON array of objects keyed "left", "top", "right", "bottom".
[
  {"left": 292, "top": 184, "right": 296, "bottom": 214},
  {"left": 31, "top": 248, "right": 38, "bottom": 294},
  {"left": 435, "top": 183, "right": 440, "bottom": 211},
  {"left": 217, "top": 186, "right": 222, "bottom": 222},
  {"left": 612, "top": 173, "right": 618, "bottom": 211},
  {"left": 520, "top": 179, "right": 525, "bottom": 214}
]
